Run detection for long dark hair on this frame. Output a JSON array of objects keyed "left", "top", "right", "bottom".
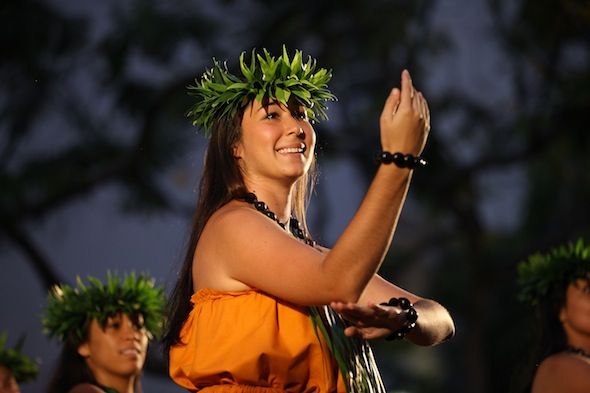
[
  {"left": 515, "top": 283, "right": 569, "bottom": 393},
  {"left": 163, "top": 102, "right": 317, "bottom": 355},
  {"left": 46, "top": 335, "right": 97, "bottom": 393},
  {"left": 47, "top": 321, "right": 143, "bottom": 393},
  {"left": 531, "top": 285, "right": 568, "bottom": 362}
]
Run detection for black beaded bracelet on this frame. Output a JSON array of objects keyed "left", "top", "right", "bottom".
[
  {"left": 375, "top": 151, "right": 427, "bottom": 169},
  {"left": 379, "top": 297, "right": 419, "bottom": 341}
]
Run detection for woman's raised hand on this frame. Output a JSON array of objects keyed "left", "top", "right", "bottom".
[{"left": 379, "top": 70, "right": 430, "bottom": 156}]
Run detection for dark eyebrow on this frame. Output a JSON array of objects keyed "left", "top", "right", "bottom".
[{"left": 256, "top": 100, "right": 282, "bottom": 112}]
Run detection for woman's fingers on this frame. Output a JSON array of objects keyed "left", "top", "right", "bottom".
[
  {"left": 331, "top": 301, "right": 358, "bottom": 311},
  {"left": 369, "top": 304, "right": 391, "bottom": 317},
  {"left": 344, "top": 326, "right": 362, "bottom": 338},
  {"left": 338, "top": 304, "right": 400, "bottom": 325},
  {"left": 412, "top": 88, "right": 422, "bottom": 116},
  {"left": 344, "top": 326, "right": 375, "bottom": 339},
  {"left": 380, "top": 88, "right": 400, "bottom": 122},
  {"left": 345, "top": 326, "right": 392, "bottom": 340},
  {"left": 417, "top": 92, "right": 424, "bottom": 117},
  {"left": 338, "top": 307, "right": 372, "bottom": 320},
  {"left": 421, "top": 92, "right": 431, "bottom": 132},
  {"left": 334, "top": 301, "right": 410, "bottom": 338},
  {"left": 403, "top": 72, "right": 428, "bottom": 127},
  {"left": 399, "top": 69, "right": 413, "bottom": 111}
]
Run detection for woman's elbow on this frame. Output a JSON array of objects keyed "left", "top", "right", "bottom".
[
  {"left": 326, "top": 289, "right": 363, "bottom": 304},
  {"left": 316, "top": 268, "right": 366, "bottom": 303},
  {"left": 440, "top": 315, "right": 456, "bottom": 343},
  {"left": 412, "top": 300, "right": 455, "bottom": 346},
  {"left": 431, "top": 305, "right": 455, "bottom": 346}
]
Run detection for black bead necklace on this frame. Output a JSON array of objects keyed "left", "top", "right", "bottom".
[
  {"left": 242, "top": 192, "right": 316, "bottom": 246},
  {"left": 565, "top": 346, "right": 590, "bottom": 360}
]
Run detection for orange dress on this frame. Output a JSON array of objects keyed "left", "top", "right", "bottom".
[{"left": 169, "top": 288, "right": 345, "bottom": 393}]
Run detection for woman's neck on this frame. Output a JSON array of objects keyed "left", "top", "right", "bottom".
[
  {"left": 95, "top": 373, "right": 136, "bottom": 393},
  {"left": 565, "top": 328, "right": 590, "bottom": 355},
  {"left": 243, "top": 179, "right": 294, "bottom": 224}
]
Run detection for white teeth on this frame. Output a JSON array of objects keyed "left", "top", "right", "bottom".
[{"left": 277, "top": 147, "right": 304, "bottom": 154}]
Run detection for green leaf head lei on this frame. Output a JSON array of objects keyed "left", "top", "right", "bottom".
[
  {"left": 42, "top": 272, "right": 165, "bottom": 345},
  {"left": 186, "top": 46, "right": 337, "bottom": 135},
  {"left": 517, "top": 238, "right": 590, "bottom": 305},
  {"left": 0, "top": 333, "right": 38, "bottom": 383}
]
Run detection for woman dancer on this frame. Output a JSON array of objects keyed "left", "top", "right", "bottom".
[
  {"left": 43, "top": 272, "right": 165, "bottom": 393},
  {"left": 518, "top": 239, "right": 590, "bottom": 392},
  {"left": 165, "top": 47, "right": 455, "bottom": 392}
]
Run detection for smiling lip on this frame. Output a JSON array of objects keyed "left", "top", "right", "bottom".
[
  {"left": 120, "top": 347, "right": 142, "bottom": 357},
  {"left": 276, "top": 143, "right": 306, "bottom": 155}
]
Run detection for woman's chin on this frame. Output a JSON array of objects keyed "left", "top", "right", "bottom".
[{"left": 282, "top": 167, "right": 308, "bottom": 181}]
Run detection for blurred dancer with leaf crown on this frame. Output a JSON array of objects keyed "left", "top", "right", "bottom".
[
  {"left": 518, "top": 239, "right": 590, "bottom": 393},
  {"left": 43, "top": 272, "right": 165, "bottom": 393},
  {"left": 164, "top": 46, "right": 455, "bottom": 393}
]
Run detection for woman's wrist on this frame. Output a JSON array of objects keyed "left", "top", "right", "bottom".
[
  {"left": 379, "top": 297, "right": 419, "bottom": 341},
  {"left": 375, "top": 151, "right": 427, "bottom": 170}
]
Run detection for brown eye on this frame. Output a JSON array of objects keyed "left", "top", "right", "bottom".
[
  {"left": 293, "top": 111, "right": 306, "bottom": 120},
  {"left": 105, "top": 314, "right": 123, "bottom": 329},
  {"left": 106, "top": 320, "right": 121, "bottom": 330}
]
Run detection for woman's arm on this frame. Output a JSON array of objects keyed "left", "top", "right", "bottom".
[
  {"left": 316, "top": 70, "right": 429, "bottom": 303},
  {"left": 200, "top": 70, "right": 429, "bottom": 305},
  {"left": 332, "top": 274, "right": 455, "bottom": 346}
]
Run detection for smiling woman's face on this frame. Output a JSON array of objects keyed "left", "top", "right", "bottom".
[
  {"left": 235, "top": 99, "right": 316, "bottom": 185},
  {"left": 77, "top": 313, "right": 148, "bottom": 385}
]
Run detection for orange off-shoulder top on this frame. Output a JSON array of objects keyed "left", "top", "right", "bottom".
[{"left": 169, "top": 288, "right": 345, "bottom": 393}]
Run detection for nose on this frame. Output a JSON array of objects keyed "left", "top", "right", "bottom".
[
  {"left": 282, "top": 112, "right": 303, "bottom": 136},
  {"left": 125, "top": 328, "right": 143, "bottom": 344},
  {"left": 287, "top": 124, "right": 305, "bottom": 139}
]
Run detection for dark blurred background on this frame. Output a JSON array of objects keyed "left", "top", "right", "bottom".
[{"left": 1, "top": 0, "right": 589, "bottom": 392}]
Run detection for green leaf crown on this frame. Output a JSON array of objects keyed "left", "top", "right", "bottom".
[
  {"left": 186, "top": 46, "right": 337, "bottom": 135},
  {"left": 517, "top": 238, "right": 590, "bottom": 305},
  {"left": 0, "top": 333, "right": 38, "bottom": 383},
  {"left": 42, "top": 272, "right": 165, "bottom": 344}
]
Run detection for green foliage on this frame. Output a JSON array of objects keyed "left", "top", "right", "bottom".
[
  {"left": 309, "top": 306, "right": 385, "bottom": 393},
  {"left": 42, "top": 272, "right": 165, "bottom": 344},
  {"left": 186, "top": 46, "right": 336, "bottom": 135},
  {"left": 517, "top": 239, "right": 590, "bottom": 305},
  {"left": 0, "top": 333, "right": 38, "bottom": 383}
]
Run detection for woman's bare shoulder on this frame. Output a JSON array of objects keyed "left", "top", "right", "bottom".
[
  {"left": 204, "top": 199, "right": 294, "bottom": 241},
  {"left": 193, "top": 200, "right": 254, "bottom": 286},
  {"left": 197, "top": 201, "right": 251, "bottom": 248},
  {"left": 207, "top": 200, "right": 257, "bottom": 227},
  {"left": 195, "top": 198, "right": 333, "bottom": 304},
  {"left": 532, "top": 352, "right": 590, "bottom": 392},
  {"left": 68, "top": 383, "right": 105, "bottom": 393}
]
